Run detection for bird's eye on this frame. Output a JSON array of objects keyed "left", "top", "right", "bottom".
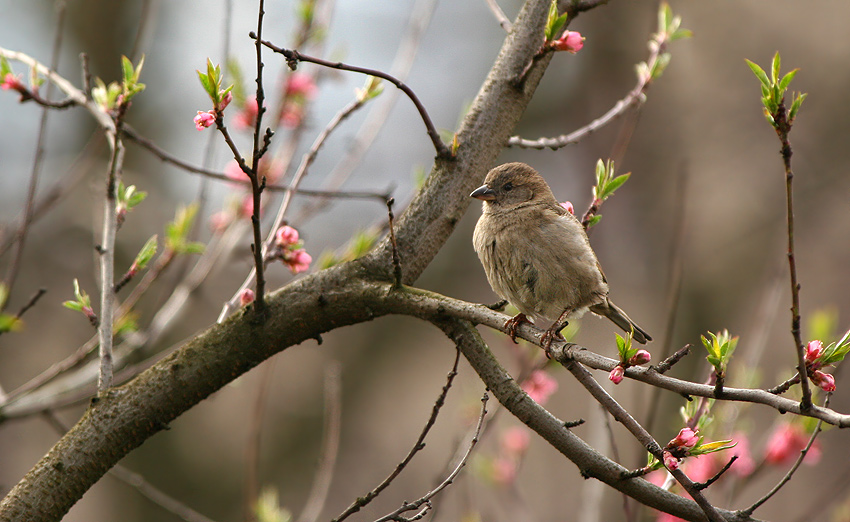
[{"left": 503, "top": 182, "right": 513, "bottom": 191}]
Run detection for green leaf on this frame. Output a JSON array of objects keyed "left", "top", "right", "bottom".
[
  {"left": 121, "top": 55, "right": 134, "bottom": 84},
  {"left": 134, "top": 235, "right": 158, "bottom": 270},
  {"left": 599, "top": 172, "right": 631, "bottom": 200},
  {"left": 226, "top": 57, "right": 247, "bottom": 106},
  {"left": 779, "top": 69, "right": 798, "bottom": 92},
  {"left": 586, "top": 214, "right": 602, "bottom": 228},
  {"left": 0, "top": 313, "right": 21, "bottom": 333},
  {"left": 789, "top": 92, "right": 807, "bottom": 122},
  {"left": 63, "top": 300, "right": 83, "bottom": 312},
  {"left": 691, "top": 439, "right": 736, "bottom": 456},
  {"left": 549, "top": 13, "right": 568, "bottom": 43},
  {"left": 182, "top": 242, "right": 206, "bottom": 255},
  {"left": 658, "top": 1, "right": 672, "bottom": 33},
  {"left": 670, "top": 28, "right": 693, "bottom": 41},
  {"left": 197, "top": 69, "right": 214, "bottom": 98},
  {"left": 771, "top": 51, "right": 781, "bottom": 84},
  {"left": 1, "top": 56, "right": 13, "bottom": 77},
  {"left": 745, "top": 59, "right": 770, "bottom": 88}
]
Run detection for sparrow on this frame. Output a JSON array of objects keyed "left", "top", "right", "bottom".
[{"left": 471, "top": 162, "right": 651, "bottom": 352}]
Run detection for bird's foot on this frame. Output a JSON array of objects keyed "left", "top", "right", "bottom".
[
  {"left": 541, "top": 323, "right": 567, "bottom": 359},
  {"left": 504, "top": 313, "right": 530, "bottom": 343}
]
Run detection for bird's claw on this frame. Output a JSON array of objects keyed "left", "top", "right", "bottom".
[
  {"left": 503, "top": 313, "right": 529, "bottom": 344},
  {"left": 541, "top": 324, "right": 566, "bottom": 359}
]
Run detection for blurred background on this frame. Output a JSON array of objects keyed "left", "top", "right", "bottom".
[{"left": 1, "top": 0, "right": 850, "bottom": 521}]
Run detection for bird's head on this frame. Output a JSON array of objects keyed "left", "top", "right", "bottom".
[{"left": 470, "top": 162, "right": 556, "bottom": 209}]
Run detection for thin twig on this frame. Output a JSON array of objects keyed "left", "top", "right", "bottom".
[
  {"left": 739, "top": 395, "right": 829, "bottom": 517},
  {"left": 483, "top": 0, "right": 513, "bottom": 31},
  {"left": 773, "top": 100, "right": 811, "bottom": 410},
  {"left": 294, "top": 0, "right": 436, "bottom": 223},
  {"left": 372, "top": 392, "right": 489, "bottom": 522},
  {"left": 256, "top": 37, "right": 452, "bottom": 159},
  {"left": 507, "top": 9, "right": 661, "bottom": 150},
  {"left": 218, "top": 93, "right": 375, "bottom": 323},
  {"left": 121, "top": 126, "right": 388, "bottom": 200},
  {"left": 296, "top": 362, "right": 343, "bottom": 522},
  {"left": 332, "top": 348, "right": 462, "bottom": 522},
  {"left": 559, "top": 355, "right": 726, "bottom": 522},
  {"left": 97, "top": 118, "right": 125, "bottom": 393},
  {"left": 1, "top": 0, "right": 67, "bottom": 309},
  {"left": 654, "top": 345, "right": 691, "bottom": 375},
  {"left": 695, "top": 456, "right": 738, "bottom": 491}
]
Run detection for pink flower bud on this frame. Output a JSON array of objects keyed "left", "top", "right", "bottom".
[
  {"left": 194, "top": 110, "right": 215, "bottom": 130},
  {"left": 280, "top": 102, "right": 304, "bottom": 128},
  {"left": 275, "top": 225, "right": 300, "bottom": 248},
  {"left": 670, "top": 427, "right": 699, "bottom": 449},
  {"left": 628, "top": 349, "right": 651, "bottom": 366},
  {"left": 663, "top": 451, "right": 679, "bottom": 471},
  {"left": 551, "top": 30, "right": 585, "bottom": 54},
  {"left": 500, "top": 426, "right": 531, "bottom": 455},
  {"left": 285, "top": 248, "right": 312, "bottom": 274},
  {"left": 811, "top": 370, "right": 836, "bottom": 392},
  {"left": 608, "top": 365, "right": 625, "bottom": 385},
  {"left": 218, "top": 91, "right": 233, "bottom": 110},
  {"left": 1, "top": 73, "right": 24, "bottom": 91},
  {"left": 764, "top": 423, "right": 822, "bottom": 465},
  {"left": 805, "top": 340, "right": 823, "bottom": 365},
  {"left": 560, "top": 201, "right": 575, "bottom": 214},
  {"left": 521, "top": 370, "right": 559, "bottom": 404},
  {"left": 233, "top": 96, "right": 259, "bottom": 129},
  {"left": 285, "top": 73, "right": 317, "bottom": 99},
  {"left": 239, "top": 288, "right": 255, "bottom": 307}
]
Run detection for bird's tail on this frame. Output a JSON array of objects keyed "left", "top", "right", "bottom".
[{"left": 590, "top": 299, "right": 652, "bottom": 344}]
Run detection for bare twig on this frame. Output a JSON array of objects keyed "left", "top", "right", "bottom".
[
  {"left": 695, "top": 456, "right": 738, "bottom": 491},
  {"left": 653, "top": 345, "right": 691, "bottom": 375},
  {"left": 739, "top": 396, "right": 829, "bottom": 517},
  {"left": 372, "top": 392, "right": 489, "bottom": 522},
  {"left": 2, "top": 1, "right": 67, "bottom": 308},
  {"left": 484, "top": 0, "right": 513, "bottom": 31},
  {"left": 121, "top": 126, "right": 388, "bottom": 200},
  {"left": 96, "top": 120, "right": 125, "bottom": 392},
  {"left": 256, "top": 37, "right": 452, "bottom": 159},
  {"left": 560, "top": 356, "right": 725, "bottom": 522},
  {"left": 773, "top": 101, "right": 811, "bottom": 410},
  {"left": 507, "top": 8, "right": 662, "bottom": 150},
  {"left": 218, "top": 92, "right": 376, "bottom": 323},
  {"left": 332, "top": 348, "right": 462, "bottom": 522}
]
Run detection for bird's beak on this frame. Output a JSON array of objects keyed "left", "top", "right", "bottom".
[{"left": 470, "top": 184, "right": 496, "bottom": 201}]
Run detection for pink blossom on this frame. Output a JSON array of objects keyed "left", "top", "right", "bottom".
[
  {"left": 239, "top": 289, "right": 255, "bottom": 306},
  {"left": 225, "top": 160, "right": 246, "bottom": 184},
  {"left": 209, "top": 211, "right": 231, "bottom": 232},
  {"left": 670, "top": 427, "right": 699, "bottom": 449},
  {"left": 218, "top": 91, "right": 233, "bottom": 111},
  {"left": 683, "top": 455, "right": 715, "bottom": 483},
  {"left": 285, "top": 73, "right": 317, "bottom": 99},
  {"left": 280, "top": 102, "right": 304, "bottom": 128},
  {"left": 805, "top": 340, "right": 823, "bottom": 366},
  {"left": 285, "top": 248, "right": 312, "bottom": 274},
  {"left": 811, "top": 370, "right": 836, "bottom": 392},
  {"left": 628, "top": 349, "right": 651, "bottom": 366},
  {"left": 608, "top": 365, "right": 625, "bottom": 385},
  {"left": 560, "top": 201, "right": 574, "bottom": 214},
  {"left": 194, "top": 110, "right": 215, "bottom": 130},
  {"left": 730, "top": 432, "right": 755, "bottom": 477},
  {"left": 764, "top": 423, "right": 821, "bottom": 465},
  {"left": 663, "top": 451, "right": 679, "bottom": 470},
  {"left": 500, "top": 426, "right": 531, "bottom": 455},
  {"left": 551, "top": 30, "right": 585, "bottom": 54},
  {"left": 492, "top": 456, "right": 519, "bottom": 485},
  {"left": 240, "top": 194, "right": 259, "bottom": 217},
  {"left": 233, "top": 96, "right": 259, "bottom": 129},
  {"left": 656, "top": 512, "right": 687, "bottom": 522},
  {"left": 276, "top": 225, "right": 300, "bottom": 248},
  {"left": 521, "top": 370, "right": 558, "bottom": 404},
  {"left": 1, "top": 73, "right": 24, "bottom": 91}
]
